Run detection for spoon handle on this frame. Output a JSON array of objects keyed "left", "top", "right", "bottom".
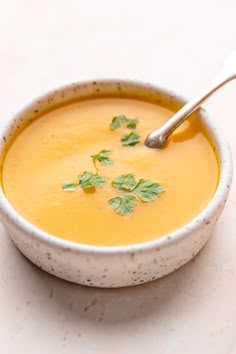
[{"left": 145, "top": 51, "right": 236, "bottom": 148}]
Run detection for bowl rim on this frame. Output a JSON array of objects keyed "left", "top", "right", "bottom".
[{"left": 0, "top": 79, "right": 233, "bottom": 254}]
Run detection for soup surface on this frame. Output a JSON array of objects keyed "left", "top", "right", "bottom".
[{"left": 2, "top": 98, "right": 218, "bottom": 246}]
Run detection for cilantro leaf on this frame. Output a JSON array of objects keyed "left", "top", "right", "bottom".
[
  {"left": 110, "top": 115, "right": 127, "bottom": 130},
  {"left": 110, "top": 115, "right": 139, "bottom": 130},
  {"left": 112, "top": 173, "right": 137, "bottom": 191},
  {"left": 91, "top": 149, "right": 113, "bottom": 166},
  {"left": 121, "top": 131, "right": 140, "bottom": 146},
  {"left": 132, "top": 179, "right": 165, "bottom": 201},
  {"left": 78, "top": 171, "right": 107, "bottom": 189},
  {"left": 126, "top": 118, "right": 139, "bottom": 129},
  {"left": 109, "top": 195, "right": 137, "bottom": 215},
  {"left": 61, "top": 181, "right": 79, "bottom": 191}
]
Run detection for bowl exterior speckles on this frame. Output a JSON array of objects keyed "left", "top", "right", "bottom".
[{"left": 0, "top": 80, "right": 233, "bottom": 287}]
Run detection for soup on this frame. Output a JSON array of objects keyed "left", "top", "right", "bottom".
[{"left": 2, "top": 98, "right": 218, "bottom": 246}]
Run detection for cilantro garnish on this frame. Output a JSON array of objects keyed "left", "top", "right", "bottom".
[
  {"left": 78, "top": 171, "right": 107, "bottom": 189},
  {"left": 109, "top": 195, "right": 137, "bottom": 216},
  {"left": 61, "top": 181, "right": 79, "bottom": 191},
  {"left": 109, "top": 173, "right": 165, "bottom": 215},
  {"left": 131, "top": 179, "right": 165, "bottom": 201},
  {"left": 110, "top": 115, "right": 139, "bottom": 131},
  {"left": 62, "top": 116, "right": 166, "bottom": 217},
  {"left": 91, "top": 149, "right": 113, "bottom": 168},
  {"left": 121, "top": 131, "right": 140, "bottom": 146},
  {"left": 62, "top": 171, "right": 107, "bottom": 191},
  {"left": 126, "top": 118, "right": 139, "bottom": 130},
  {"left": 112, "top": 173, "right": 136, "bottom": 191}
]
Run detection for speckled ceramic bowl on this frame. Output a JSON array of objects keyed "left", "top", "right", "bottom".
[{"left": 0, "top": 80, "right": 233, "bottom": 287}]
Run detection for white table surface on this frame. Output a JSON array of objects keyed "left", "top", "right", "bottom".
[{"left": 0, "top": 1, "right": 236, "bottom": 353}]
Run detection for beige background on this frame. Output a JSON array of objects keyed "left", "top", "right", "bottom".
[{"left": 0, "top": 1, "right": 236, "bottom": 353}]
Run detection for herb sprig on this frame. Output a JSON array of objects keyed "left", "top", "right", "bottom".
[
  {"left": 109, "top": 195, "right": 137, "bottom": 216},
  {"left": 61, "top": 181, "right": 79, "bottom": 191},
  {"left": 62, "top": 171, "right": 107, "bottom": 191},
  {"left": 110, "top": 115, "right": 141, "bottom": 146},
  {"left": 121, "top": 131, "right": 140, "bottom": 146},
  {"left": 110, "top": 115, "right": 139, "bottom": 131},
  {"left": 79, "top": 171, "right": 107, "bottom": 189},
  {"left": 91, "top": 149, "right": 113, "bottom": 169},
  {"left": 109, "top": 173, "right": 165, "bottom": 215}
]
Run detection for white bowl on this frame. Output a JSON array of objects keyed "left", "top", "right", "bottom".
[{"left": 0, "top": 80, "right": 232, "bottom": 287}]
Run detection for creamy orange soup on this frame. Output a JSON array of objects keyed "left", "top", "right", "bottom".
[{"left": 2, "top": 98, "right": 218, "bottom": 246}]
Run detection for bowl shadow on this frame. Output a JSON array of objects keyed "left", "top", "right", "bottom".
[{"left": 16, "top": 240, "right": 208, "bottom": 326}]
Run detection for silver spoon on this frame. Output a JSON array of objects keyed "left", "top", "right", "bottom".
[{"left": 145, "top": 51, "right": 236, "bottom": 148}]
